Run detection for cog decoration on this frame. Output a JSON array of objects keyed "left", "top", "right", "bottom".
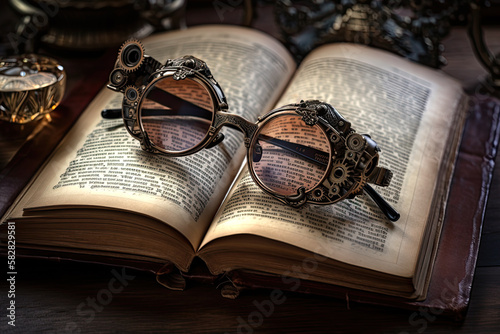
[
  {"left": 109, "top": 68, "right": 128, "bottom": 89},
  {"left": 293, "top": 100, "right": 390, "bottom": 206},
  {"left": 323, "top": 145, "right": 370, "bottom": 202},
  {"left": 118, "top": 39, "right": 146, "bottom": 73},
  {"left": 311, "top": 187, "right": 326, "bottom": 201},
  {"left": 124, "top": 86, "right": 140, "bottom": 105},
  {"left": 346, "top": 133, "right": 365, "bottom": 152},
  {"left": 329, "top": 159, "right": 352, "bottom": 188},
  {"left": 108, "top": 39, "right": 166, "bottom": 97}
]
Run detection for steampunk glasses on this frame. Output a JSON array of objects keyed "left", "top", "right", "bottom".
[{"left": 103, "top": 40, "right": 399, "bottom": 221}]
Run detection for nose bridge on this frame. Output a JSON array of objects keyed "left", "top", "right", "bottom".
[{"left": 213, "top": 112, "right": 258, "bottom": 146}]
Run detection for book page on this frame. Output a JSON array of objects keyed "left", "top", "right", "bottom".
[
  {"left": 6, "top": 25, "right": 296, "bottom": 251},
  {"left": 202, "top": 43, "right": 466, "bottom": 277}
]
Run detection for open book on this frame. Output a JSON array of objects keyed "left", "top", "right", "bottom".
[{"left": 1, "top": 25, "right": 468, "bottom": 300}]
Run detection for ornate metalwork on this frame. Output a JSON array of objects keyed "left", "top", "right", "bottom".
[
  {"left": 302, "top": 100, "right": 350, "bottom": 133},
  {"left": 296, "top": 101, "right": 319, "bottom": 125},
  {"left": 104, "top": 41, "right": 400, "bottom": 221},
  {"left": 284, "top": 186, "right": 307, "bottom": 207},
  {"left": 212, "top": 113, "right": 258, "bottom": 145},
  {"left": 165, "top": 56, "right": 214, "bottom": 81},
  {"left": 247, "top": 100, "right": 398, "bottom": 220},
  {"left": 274, "top": 0, "right": 469, "bottom": 67},
  {"left": 285, "top": 100, "right": 393, "bottom": 211},
  {"left": 109, "top": 40, "right": 213, "bottom": 92},
  {"left": 107, "top": 39, "right": 229, "bottom": 154}
]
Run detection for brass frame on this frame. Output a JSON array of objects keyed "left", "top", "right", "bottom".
[{"left": 105, "top": 40, "right": 399, "bottom": 221}]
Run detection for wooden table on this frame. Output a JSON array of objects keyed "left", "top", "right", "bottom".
[{"left": 1, "top": 3, "right": 500, "bottom": 333}]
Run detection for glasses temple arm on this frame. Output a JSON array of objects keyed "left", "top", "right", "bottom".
[
  {"left": 363, "top": 184, "right": 400, "bottom": 222},
  {"left": 101, "top": 108, "right": 122, "bottom": 119}
]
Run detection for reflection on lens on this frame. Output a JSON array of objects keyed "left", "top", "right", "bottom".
[
  {"left": 250, "top": 113, "right": 330, "bottom": 196},
  {"left": 140, "top": 76, "right": 214, "bottom": 153}
]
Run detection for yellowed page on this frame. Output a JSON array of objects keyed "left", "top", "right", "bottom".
[
  {"left": 5, "top": 25, "right": 296, "bottom": 252},
  {"left": 202, "top": 43, "right": 466, "bottom": 278}
]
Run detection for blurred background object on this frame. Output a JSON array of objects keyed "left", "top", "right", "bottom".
[
  {"left": 469, "top": 0, "right": 500, "bottom": 97},
  {"left": 273, "top": 0, "right": 471, "bottom": 67},
  {"left": 4, "top": 0, "right": 187, "bottom": 54}
]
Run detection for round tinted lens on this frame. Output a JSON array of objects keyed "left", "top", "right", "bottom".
[
  {"left": 140, "top": 76, "right": 214, "bottom": 153},
  {"left": 250, "top": 113, "right": 331, "bottom": 196}
]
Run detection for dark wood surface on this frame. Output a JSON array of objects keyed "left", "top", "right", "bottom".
[{"left": 1, "top": 3, "right": 500, "bottom": 333}]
